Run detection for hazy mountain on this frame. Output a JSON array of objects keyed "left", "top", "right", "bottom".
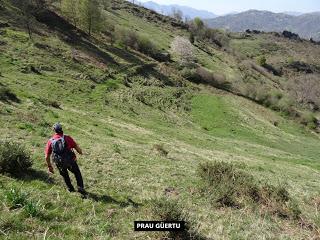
[
  {"left": 141, "top": 1, "right": 217, "bottom": 19},
  {"left": 282, "top": 11, "right": 304, "bottom": 16},
  {"left": 205, "top": 10, "right": 320, "bottom": 40}
]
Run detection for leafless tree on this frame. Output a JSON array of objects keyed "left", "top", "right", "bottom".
[
  {"left": 287, "top": 74, "right": 320, "bottom": 110},
  {"left": 171, "top": 7, "right": 183, "bottom": 21}
]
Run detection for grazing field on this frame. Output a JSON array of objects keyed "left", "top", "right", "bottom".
[{"left": 0, "top": 0, "right": 320, "bottom": 239}]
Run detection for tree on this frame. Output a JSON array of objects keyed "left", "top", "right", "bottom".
[
  {"left": 288, "top": 74, "right": 320, "bottom": 110},
  {"left": 79, "top": 0, "right": 103, "bottom": 36},
  {"left": 194, "top": 17, "right": 204, "bottom": 30},
  {"left": 20, "top": 0, "right": 34, "bottom": 39},
  {"left": 189, "top": 17, "right": 205, "bottom": 41},
  {"left": 189, "top": 32, "right": 195, "bottom": 44},
  {"left": 171, "top": 36, "right": 195, "bottom": 65},
  {"left": 171, "top": 7, "right": 183, "bottom": 21},
  {"left": 10, "top": 0, "right": 47, "bottom": 39},
  {"left": 62, "top": 0, "right": 80, "bottom": 28}
]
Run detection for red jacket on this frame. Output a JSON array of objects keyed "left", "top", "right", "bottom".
[{"left": 45, "top": 133, "right": 77, "bottom": 159}]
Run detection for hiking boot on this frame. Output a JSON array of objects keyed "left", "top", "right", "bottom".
[
  {"left": 78, "top": 187, "right": 87, "bottom": 195},
  {"left": 68, "top": 187, "right": 76, "bottom": 192}
]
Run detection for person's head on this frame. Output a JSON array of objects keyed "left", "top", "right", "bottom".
[{"left": 53, "top": 122, "right": 63, "bottom": 134}]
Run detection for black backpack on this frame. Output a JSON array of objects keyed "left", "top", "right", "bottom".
[{"left": 51, "top": 135, "right": 75, "bottom": 169}]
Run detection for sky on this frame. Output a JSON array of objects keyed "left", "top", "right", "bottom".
[{"left": 138, "top": 0, "right": 320, "bottom": 15}]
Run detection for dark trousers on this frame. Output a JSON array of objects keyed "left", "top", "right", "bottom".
[{"left": 57, "top": 160, "right": 84, "bottom": 191}]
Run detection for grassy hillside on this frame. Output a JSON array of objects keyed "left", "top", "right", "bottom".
[{"left": 1, "top": 0, "right": 320, "bottom": 239}]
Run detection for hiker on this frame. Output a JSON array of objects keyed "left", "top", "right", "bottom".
[{"left": 45, "top": 123, "right": 86, "bottom": 195}]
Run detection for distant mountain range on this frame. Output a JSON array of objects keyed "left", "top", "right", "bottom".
[
  {"left": 139, "top": 2, "right": 320, "bottom": 40},
  {"left": 141, "top": 1, "right": 218, "bottom": 19},
  {"left": 205, "top": 10, "right": 320, "bottom": 40}
]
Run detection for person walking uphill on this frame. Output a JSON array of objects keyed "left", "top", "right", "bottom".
[{"left": 45, "top": 123, "right": 86, "bottom": 195}]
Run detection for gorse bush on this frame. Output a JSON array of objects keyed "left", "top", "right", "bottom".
[
  {"left": 203, "top": 28, "right": 230, "bottom": 48},
  {"left": 184, "top": 66, "right": 231, "bottom": 91},
  {"left": 241, "top": 84, "right": 296, "bottom": 115},
  {"left": 257, "top": 55, "right": 267, "bottom": 66},
  {"left": 0, "top": 141, "right": 33, "bottom": 176},
  {"left": 198, "top": 161, "right": 301, "bottom": 219},
  {"left": 198, "top": 161, "right": 258, "bottom": 208},
  {"left": 299, "top": 112, "right": 318, "bottom": 129},
  {"left": 0, "top": 86, "right": 19, "bottom": 102},
  {"left": 114, "top": 27, "right": 161, "bottom": 58},
  {"left": 151, "top": 198, "right": 208, "bottom": 240}
]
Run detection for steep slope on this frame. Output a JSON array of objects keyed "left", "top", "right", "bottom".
[
  {"left": 205, "top": 10, "right": 320, "bottom": 40},
  {"left": 0, "top": 0, "right": 320, "bottom": 239}
]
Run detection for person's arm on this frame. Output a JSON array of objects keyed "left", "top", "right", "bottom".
[
  {"left": 74, "top": 144, "right": 83, "bottom": 155},
  {"left": 68, "top": 136, "right": 83, "bottom": 155},
  {"left": 46, "top": 155, "right": 54, "bottom": 174},
  {"left": 45, "top": 140, "right": 54, "bottom": 174}
]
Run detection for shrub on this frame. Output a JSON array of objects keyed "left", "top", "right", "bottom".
[
  {"left": 257, "top": 55, "right": 267, "bottom": 66},
  {"left": 0, "top": 86, "right": 19, "bottom": 103},
  {"left": 180, "top": 67, "right": 198, "bottom": 81},
  {"left": 198, "top": 161, "right": 300, "bottom": 219},
  {"left": 114, "top": 27, "right": 161, "bottom": 58},
  {"left": 195, "top": 67, "right": 231, "bottom": 90},
  {"left": 151, "top": 198, "right": 208, "bottom": 240},
  {"left": 135, "top": 35, "right": 159, "bottom": 57},
  {"left": 287, "top": 74, "right": 320, "bottom": 111},
  {"left": 152, "top": 144, "right": 168, "bottom": 157},
  {"left": 299, "top": 112, "right": 318, "bottom": 129},
  {"left": 0, "top": 141, "right": 33, "bottom": 176},
  {"left": 39, "top": 98, "right": 61, "bottom": 109},
  {"left": 198, "top": 161, "right": 257, "bottom": 208},
  {"left": 203, "top": 28, "right": 230, "bottom": 48}
]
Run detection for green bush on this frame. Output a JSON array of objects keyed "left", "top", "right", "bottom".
[
  {"left": 0, "top": 141, "right": 33, "bottom": 176},
  {"left": 198, "top": 161, "right": 301, "bottom": 219},
  {"left": 0, "top": 86, "right": 19, "bottom": 102},
  {"left": 198, "top": 161, "right": 257, "bottom": 208},
  {"left": 203, "top": 28, "right": 230, "bottom": 48},
  {"left": 180, "top": 67, "right": 198, "bottom": 81},
  {"left": 193, "top": 67, "right": 231, "bottom": 91},
  {"left": 114, "top": 27, "right": 161, "bottom": 58},
  {"left": 299, "top": 112, "right": 318, "bottom": 129},
  {"left": 257, "top": 55, "right": 267, "bottom": 66},
  {"left": 135, "top": 35, "right": 159, "bottom": 56}
]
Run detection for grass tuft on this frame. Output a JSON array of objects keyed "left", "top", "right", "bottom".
[{"left": 5, "top": 188, "right": 28, "bottom": 209}]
